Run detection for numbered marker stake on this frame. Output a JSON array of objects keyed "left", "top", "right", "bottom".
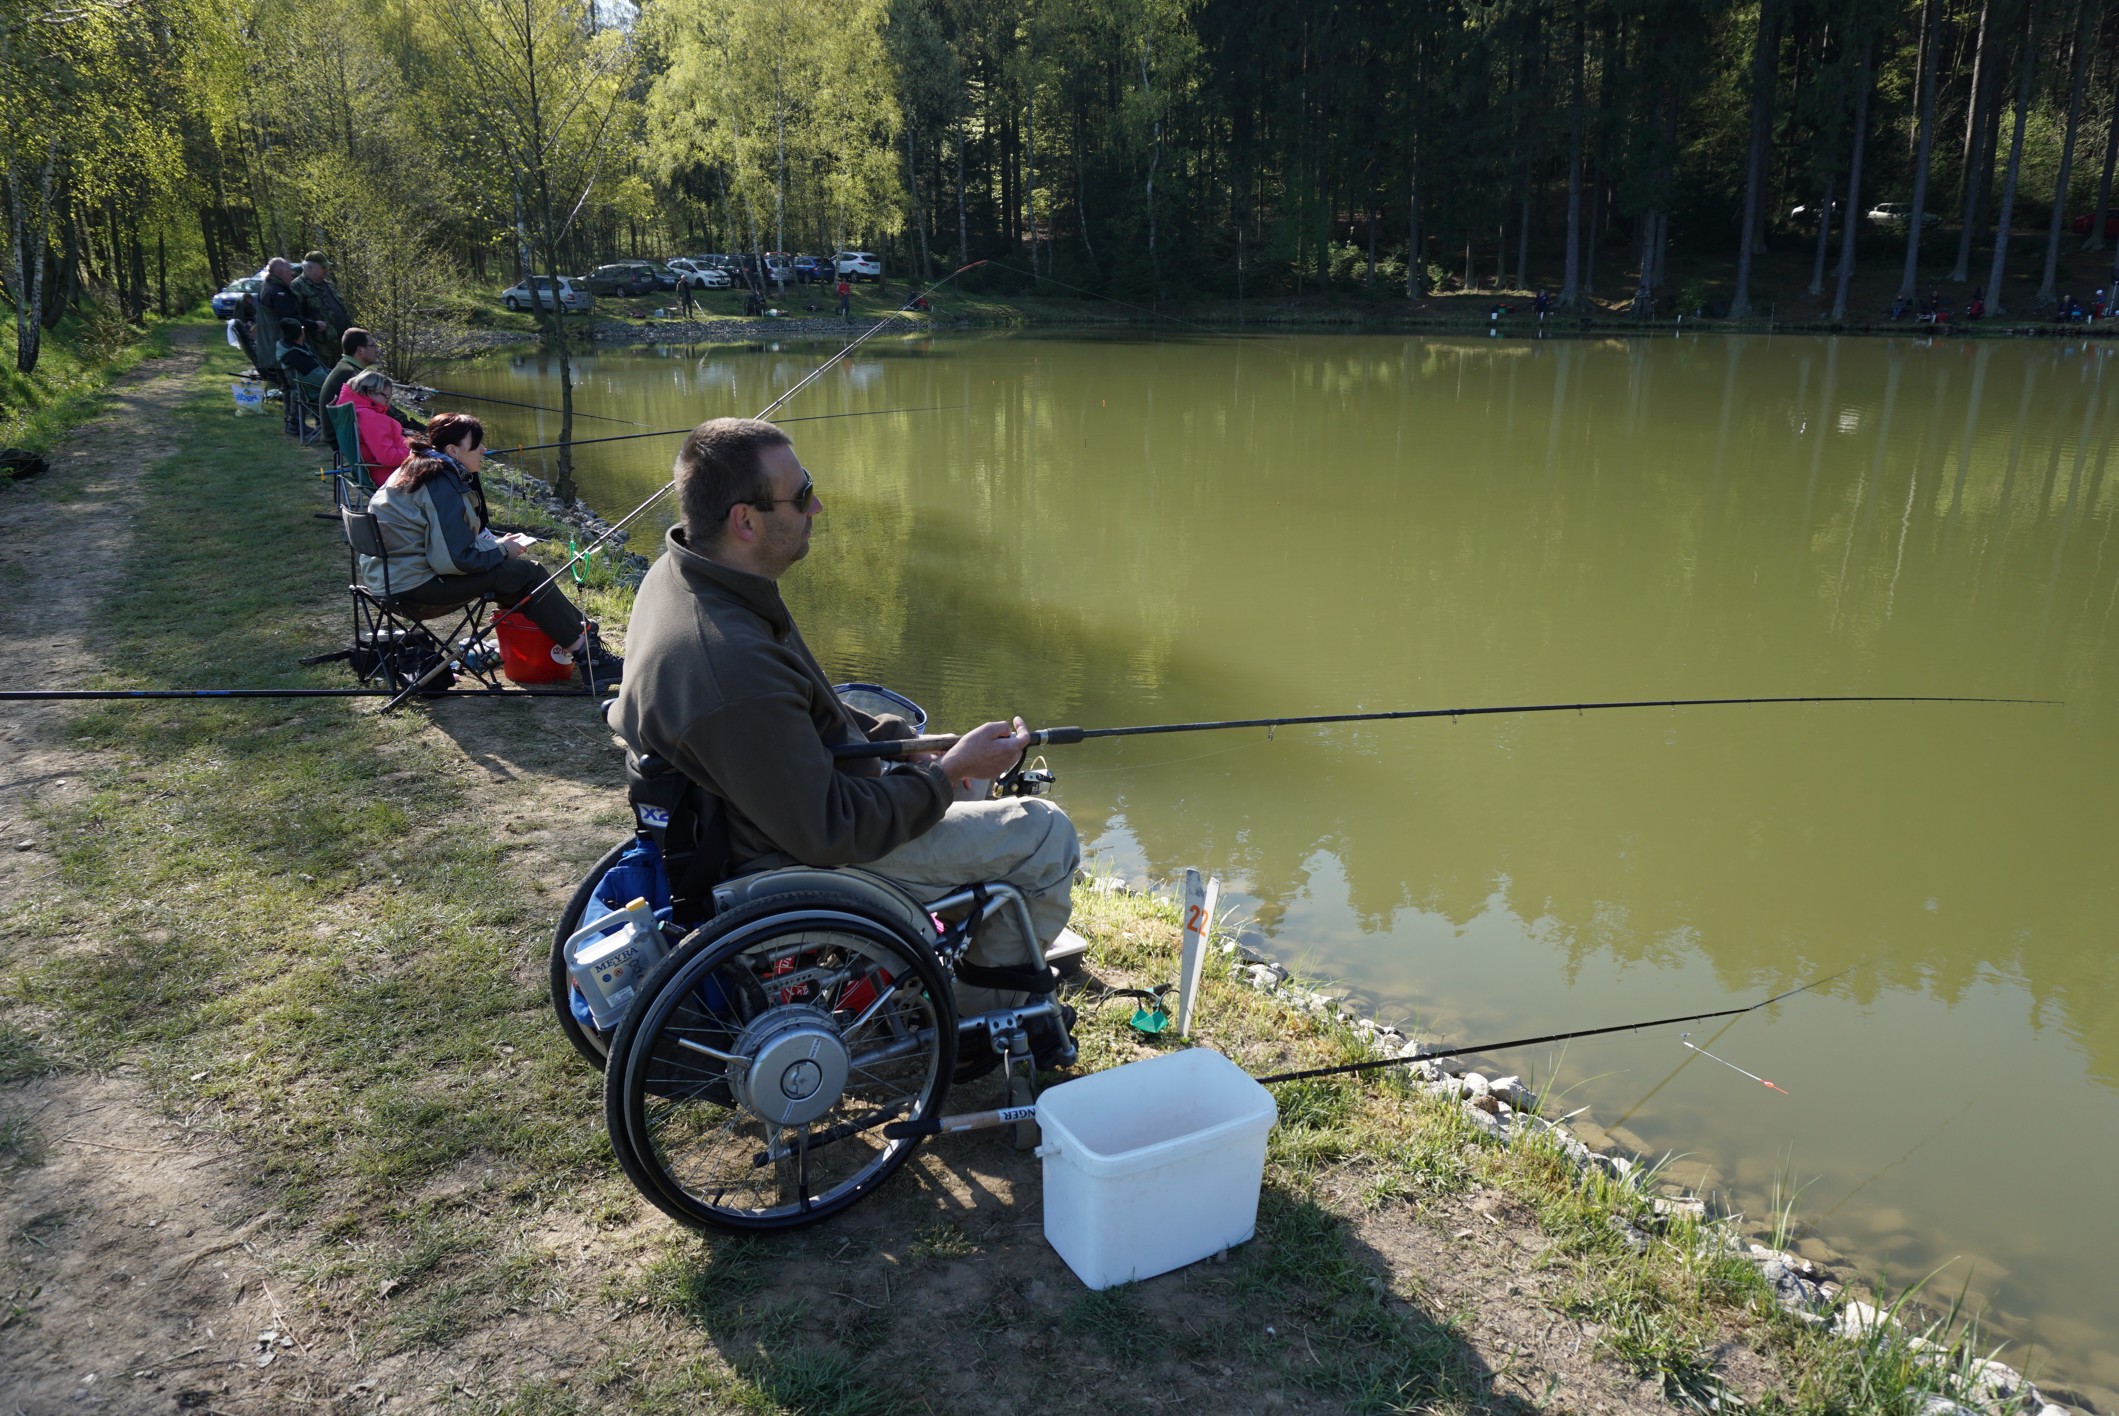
[{"left": 1176, "top": 868, "right": 1219, "bottom": 1038}]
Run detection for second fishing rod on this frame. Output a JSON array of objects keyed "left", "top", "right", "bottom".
[
  {"left": 510, "top": 260, "right": 992, "bottom": 604},
  {"left": 827, "top": 692, "right": 2056, "bottom": 761}
]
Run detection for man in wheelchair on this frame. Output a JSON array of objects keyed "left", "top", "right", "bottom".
[{"left": 611, "top": 417, "right": 1082, "bottom": 1056}]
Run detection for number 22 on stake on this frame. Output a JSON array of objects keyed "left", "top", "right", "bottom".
[{"left": 1176, "top": 870, "right": 1220, "bottom": 1038}]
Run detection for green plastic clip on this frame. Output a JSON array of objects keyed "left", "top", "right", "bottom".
[{"left": 1126, "top": 984, "right": 1174, "bottom": 1035}]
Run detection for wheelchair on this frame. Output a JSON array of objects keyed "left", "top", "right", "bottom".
[{"left": 552, "top": 687, "right": 1081, "bottom": 1233}]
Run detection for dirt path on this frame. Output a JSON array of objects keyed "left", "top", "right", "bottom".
[{"left": 0, "top": 330, "right": 376, "bottom": 1414}]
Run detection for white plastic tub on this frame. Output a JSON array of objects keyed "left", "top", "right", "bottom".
[{"left": 1035, "top": 1047, "right": 1278, "bottom": 1290}]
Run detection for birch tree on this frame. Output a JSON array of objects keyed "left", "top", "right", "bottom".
[{"left": 432, "top": 0, "right": 632, "bottom": 505}]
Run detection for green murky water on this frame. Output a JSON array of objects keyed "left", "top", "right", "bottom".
[{"left": 449, "top": 332, "right": 2119, "bottom": 1400}]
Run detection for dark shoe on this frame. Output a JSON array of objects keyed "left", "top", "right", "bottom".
[{"left": 572, "top": 628, "right": 624, "bottom": 688}]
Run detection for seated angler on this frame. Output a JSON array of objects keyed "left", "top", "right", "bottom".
[
  {"left": 274, "top": 319, "right": 326, "bottom": 437},
  {"left": 613, "top": 418, "right": 1080, "bottom": 1032},
  {"left": 321, "top": 327, "right": 424, "bottom": 429},
  {"left": 275, "top": 318, "right": 323, "bottom": 380},
  {"left": 336, "top": 368, "right": 412, "bottom": 486},
  {"left": 360, "top": 411, "right": 622, "bottom": 687}
]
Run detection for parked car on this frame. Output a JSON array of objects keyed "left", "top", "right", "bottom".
[
  {"left": 501, "top": 276, "right": 592, "bottom": 313},
  {"left": 613, "top": 259, "right": 677, "bottom": 292},
  {"left": 2069, "top": 212, "right": 2119, "bottom": 239},
  {"left": 1866, "top": 202, "right": 1939, "bottom": 229},
  {"left": 583, "top": 263, "right": 658, "bottom": 297},
  {"left": 763, "top": 254, "right": 794, "bottom": 287},
  {"left": 833, "top": 250, "right": 883, "bottom": 282},
  {"left": 669, "top": 259, "right": 732, "bottom": 290},
  {"left": 792, "top": 255, "right": 829, "bottom": 284},
  {"left": 1788, "top": 200, "right": 1842, "bottom": 227},
  {"left": 211, "top": 273, "right": 265, "bottom": 320}
]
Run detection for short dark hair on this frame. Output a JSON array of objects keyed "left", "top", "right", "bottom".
[
  {"left": 675, "top": 417, "right": 792, "bottom": 542},
  {"left": 278, "top": 317, "right": 306, "bottom": 345},
  {"left": 341, "top": 326, "right": 374, "bottom": 357},
  {"left": 303, "top": 250, "right": 329, "bottom": 267}
]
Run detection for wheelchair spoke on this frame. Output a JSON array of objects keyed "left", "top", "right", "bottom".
[{"left": 619, "top": 909, "right": 957, "bottom": 1229}]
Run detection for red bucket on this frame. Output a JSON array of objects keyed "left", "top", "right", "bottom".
[{"left": 493, "top": 609, "right": 577, "bottom": 684}]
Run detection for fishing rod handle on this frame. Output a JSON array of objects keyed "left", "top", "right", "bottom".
[
  {"left": 828, "top": 725, "right": 1084, "bottom": 761},
  {"left": 832, "top": 733, "right": 958, "bottom": 760}
]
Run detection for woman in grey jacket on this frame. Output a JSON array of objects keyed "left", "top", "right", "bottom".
[{"left": 361, "top": 412, "right": 623, "bottom": 684}]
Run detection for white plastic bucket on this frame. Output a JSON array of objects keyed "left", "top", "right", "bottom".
[{"left": 1035, "top": 1047, "right": 1277, "bottom": 1290}]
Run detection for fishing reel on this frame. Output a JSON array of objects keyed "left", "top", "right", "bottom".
[{"left": 994, "top": 753, "right": 1056, "bottom": 798}]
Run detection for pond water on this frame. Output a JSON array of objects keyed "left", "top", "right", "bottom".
[{"left": 445, "top": 331, "right": 2119, "bottom": 1403}]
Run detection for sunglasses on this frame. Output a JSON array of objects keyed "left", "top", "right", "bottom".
[{"left": 752, "top": 473, "right": 816, "bottom": 511}]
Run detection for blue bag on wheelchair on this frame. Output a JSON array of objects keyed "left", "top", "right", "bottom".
[{"left": 568, "top": 839, "right": 675, "bottom": 1033}]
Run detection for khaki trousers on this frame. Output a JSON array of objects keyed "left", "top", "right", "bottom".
[{"left": 864, "top": 796, "right": 1080, "bottom": 1015}]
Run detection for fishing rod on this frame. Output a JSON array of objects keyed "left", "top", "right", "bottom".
[
  {"left": 491, "top": 404, "right": 962, "bottom": 458},
  {"left": 829, "top": 693, "right": 2057, "bottom": 761},
  {"left": 0, "top": 687, "right": 615, "bottom": 701},
  {"left": 1252, "top": 967, "right": 1857, "bottom": 1086},
  {"left": 411, "top": 387, "right": 647, "bottom": 428},
  {"left": 882, "top": 969, "right": 1854, "bottom": 1144},
  {"left": 517, "top": 260, "right": 993, "bottom": 602}
]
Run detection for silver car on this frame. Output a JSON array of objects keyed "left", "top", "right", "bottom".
[{"left": 501, "top": 275, "right": 592, "bottom": 313}]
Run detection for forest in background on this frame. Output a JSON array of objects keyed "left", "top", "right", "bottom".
[{"left": 5, "top": 0, "right": 2119, "bottom": 380}]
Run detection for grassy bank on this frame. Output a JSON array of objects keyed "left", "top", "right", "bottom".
[
  {"left": 0, "top": 299, "right": 175, "bottom": 465},
  {"left": 0, "top": 331, "right": 2064, "bottom": 1413}
]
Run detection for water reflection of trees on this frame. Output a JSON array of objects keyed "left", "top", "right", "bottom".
[{"left": 464, "top": 335, "right": 2119, "bottom": 1091}]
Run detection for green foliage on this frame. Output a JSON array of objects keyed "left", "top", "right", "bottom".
[{"left": 0, "top": 300, "right": 166, "bottom": 456}]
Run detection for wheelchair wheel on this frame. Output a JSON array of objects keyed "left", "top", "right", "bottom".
[
  {"left": 549, "top": 839, "right": 631, "bottom": 1071},
  {"left": 604, "top": 890, "right": 956, "bottom": 1232}
]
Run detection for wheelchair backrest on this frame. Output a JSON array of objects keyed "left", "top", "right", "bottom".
[{"left": 626, "top": 749, "right": 731, "bottom": 927}]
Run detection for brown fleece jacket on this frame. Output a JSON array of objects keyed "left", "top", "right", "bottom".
[{"left": 612, "top": 527, "right": 952, "bottom": 871}]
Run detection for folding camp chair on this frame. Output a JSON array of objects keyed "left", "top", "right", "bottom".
[
  {"left": 320, "top": 402, "right": 380, "bottom": 507},
  {"left": 300, "top": 505, "right": 509, "bottom": 696},
  {"left": 292, "top": 366, "right": 330, "bottom": 445}
]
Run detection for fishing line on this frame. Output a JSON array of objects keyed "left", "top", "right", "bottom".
[
  {"left": 412, "top": 387, "right": 647, "bottom": 427},
  {"left": 1251, "top": 966, "right": 1856, "bottom": 1086},
  {"left": 0, "top": 687, "right": 614, "bottom": 701},
  {"left": 1614, "top": 1011, "right": 1748, "bottom": 1125},
  {"left": 831, "top": 693, "right": 2059, "bottom": 760},
  {"left": 1060, "top": 738, "right": 1260, "bottom": 775},
  {"left": 518, "top": 260, "right": 992, "bottom": 601},
  {"left": 490, "top": 404, "right": 962, "bottom": 457},
  {"left": 1815, "top": 1095, "right": 1979, "bottom": 1220}
]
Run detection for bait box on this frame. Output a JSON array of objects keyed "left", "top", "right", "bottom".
[
  {"left": 1035, "top": 1047, "right": 1277, "bottom": 1290},
  {"left": 565, "top": 903, "right": 667, "bottom": 1031}
]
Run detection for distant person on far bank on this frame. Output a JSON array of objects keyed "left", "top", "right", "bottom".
[
  {"left": 293, "top": 252, "right": 352, "bottom": 354},
  {"left": 835, "top": 276, "right": 851, "bottom": 320},
  {"left": 678, "top": 273, "right": 696, "bottom": 320}
]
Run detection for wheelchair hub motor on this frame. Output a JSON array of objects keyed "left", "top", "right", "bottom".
[{"left": 726, "top": 1004, "right": 851, "bottom": 1128}]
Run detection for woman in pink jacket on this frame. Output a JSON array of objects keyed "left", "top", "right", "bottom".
[{"left": 335, "top": 369, "right": 413, "bottom": 485}]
